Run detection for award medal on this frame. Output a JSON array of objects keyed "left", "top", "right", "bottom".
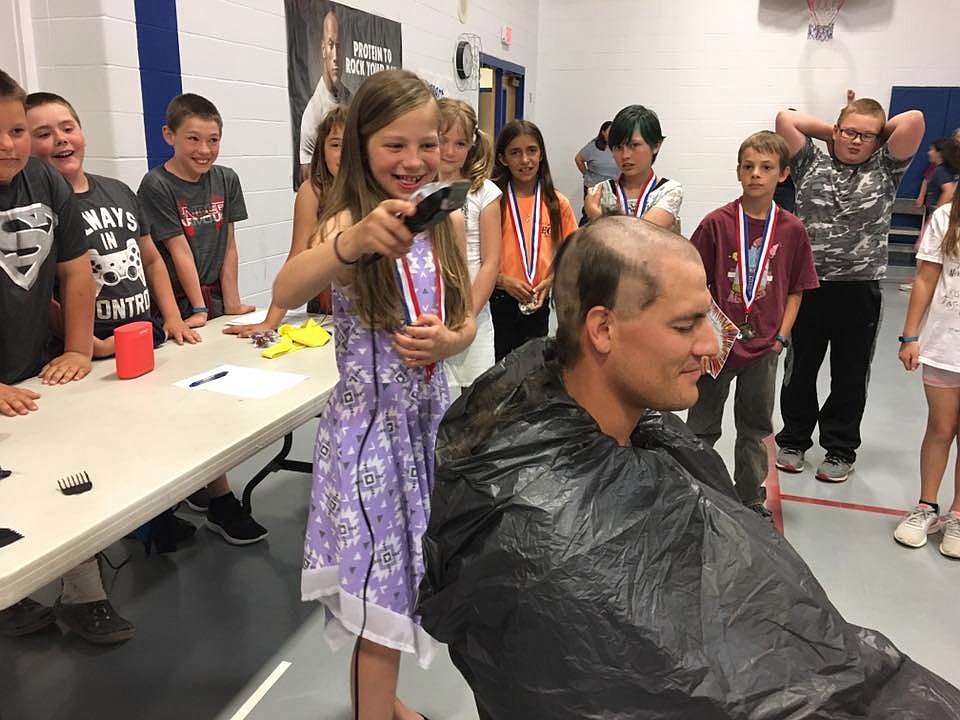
[
  {"left": 395, "top": 235, "right": 445, "bottom": 379},
  {"left": 736, "top": 201, "right": 778, "bottom": 341},
  {"left": 616, "top": 170, "right": 658, "bottom": 217},
  {"left": 507, "top": 180, "right": 542, "bottom": 314}
]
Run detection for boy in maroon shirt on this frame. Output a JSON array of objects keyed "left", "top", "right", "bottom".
[{"left": 687, "top": 131, "right": 819, "bottom": 516}]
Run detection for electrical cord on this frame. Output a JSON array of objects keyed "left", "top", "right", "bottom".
[
  {"left": 351, "top": 246, "right": 439, "bottom": 720},
  {"left": 353, "top": 324, "right": 379, "bottom": 720}
]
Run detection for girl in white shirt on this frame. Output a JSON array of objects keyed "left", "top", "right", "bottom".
[
  {"left": 896, "top": 196, "right": 960, "bottom": 558},
  {"left": 438, "top": 99, "right": 501, "bottom": 398}
]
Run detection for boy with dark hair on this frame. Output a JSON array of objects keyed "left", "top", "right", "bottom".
[
  {"left": 686, "top": 131, "right": 819, "bottom": 516},
  {"left": 774, "top": 92, "right": 924, "bottom": 482},
  {"left": 0, "top": 70, "right": 131, "bottom": 644},
  {"left": 137, "top": 92, "right": 266, "bottom": 544}
]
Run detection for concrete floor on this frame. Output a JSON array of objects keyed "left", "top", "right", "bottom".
[{"left": 2, "top": 280, "right": 957, "bottom": 720}]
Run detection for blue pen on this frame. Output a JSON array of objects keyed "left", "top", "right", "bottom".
[{"left": 189, "top": 370, "right": 229, "bottom": 388}]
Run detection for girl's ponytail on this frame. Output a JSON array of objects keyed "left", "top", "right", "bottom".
[{"left": 464, "top": 128, "right": 494, "bottom": 193}]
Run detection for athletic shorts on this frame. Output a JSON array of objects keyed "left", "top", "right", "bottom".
[{"left": 922, "top": 363, "right": 960, "bottom": 389}]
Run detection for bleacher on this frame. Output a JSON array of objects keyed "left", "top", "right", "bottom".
[{"left": 888, "top": 197, "right": 924, "bottom": 266}]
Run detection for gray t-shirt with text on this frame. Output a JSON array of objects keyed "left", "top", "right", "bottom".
[
  {"left": 792, "top": 138, "right": 912, "bottom": 281},
  {"left": 137, "top": 164, "right": 247, "bottom": 287}
]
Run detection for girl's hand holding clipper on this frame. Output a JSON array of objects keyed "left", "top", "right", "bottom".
[{"left": 340, "top": 199, "right": 417, "bottom": 262}]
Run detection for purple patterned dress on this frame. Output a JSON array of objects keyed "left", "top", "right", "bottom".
[{"left": 302, "top": 234, "right": 449, "bottom": 667}]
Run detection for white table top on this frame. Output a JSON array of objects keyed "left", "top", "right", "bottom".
[{"left": 0, "top": 315, "right": 339, "bottom": 609}]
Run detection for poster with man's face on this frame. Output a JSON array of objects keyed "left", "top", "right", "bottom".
[{"left": 285, "top": 0, "right": 403, "bottom": 188}]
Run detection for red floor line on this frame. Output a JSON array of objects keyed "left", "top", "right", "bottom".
[{"left": 778, "top": 494, "right": 906, "bottom": 517}]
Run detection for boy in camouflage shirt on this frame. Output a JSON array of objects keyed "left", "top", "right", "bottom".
[{"left": 773, "top": 93, "right": 924, "bottom": 482}]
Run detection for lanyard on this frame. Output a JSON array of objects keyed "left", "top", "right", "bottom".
[
  {"left": 736, "top": 201, "right": 778, "bottom": 317},
  {"left": 506, "top": 180, "right": 542, "bottom": 285},
  {"left": 616, "top": 171, "right": 657, "bottom": 217},
  {"left": 394, "top": 236, "right": 444, "bottom": 326}
]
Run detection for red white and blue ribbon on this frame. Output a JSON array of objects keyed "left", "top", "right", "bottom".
[
  {"left": 736, "top": 200, "right": 778, "bottom": 317},
  {"left": 394, "top": 235, "right": 444, "bottom": 326},
  {"left": 507, "top": 180, "right": 542, "bottom": 285},
  {"left": 616, "top": 170, "right": 657, "bottom": 217}
]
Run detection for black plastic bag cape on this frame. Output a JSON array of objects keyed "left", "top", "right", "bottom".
[{"left": 418, "top": 339, "right": 960, "bottom": 719}]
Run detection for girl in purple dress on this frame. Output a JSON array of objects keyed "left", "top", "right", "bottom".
[{"left": 273, "top": 69, "right": 476, "bottom": 720}]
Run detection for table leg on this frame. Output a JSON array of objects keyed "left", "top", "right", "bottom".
[{"left": 241, "top": 432, "right": 312, "bottom": 513}]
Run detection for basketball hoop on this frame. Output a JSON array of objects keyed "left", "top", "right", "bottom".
[{"left": 807, "top": 0, "right": 845, "bottom": 41}]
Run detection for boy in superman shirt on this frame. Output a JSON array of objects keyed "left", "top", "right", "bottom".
[
  {"left": 0, "top": 70, "right": 133, "bottom": 645},
  {"left": 0, "top": 72, "right": 93, "bottom": 410},
  {"left": 137, "top": 93, "right": 266, "bottom": 545},
  {"left": 686, "top": 131, "right": 818, "bottom": 517}
]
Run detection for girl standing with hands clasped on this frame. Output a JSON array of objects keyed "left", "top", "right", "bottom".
[
  {"left": 225, "top": 105, "right": 347, "bottom": 336},
  {"left": 584, "top": 104, "right": 683, "bottom": 232},
  {"left": 437, "top": 98, "right": 500, "bottom": 397},
  {"left": 895, "top": 194, "right": 960, "bottom": 559},
  {"left": 490, "top": 119, "right": 577, "bottom": 361},
  {"left": 273, "top": 69, "right": 475, "bottom": 720}
]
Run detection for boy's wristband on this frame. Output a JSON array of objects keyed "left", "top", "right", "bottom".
[
  {"left": 775, "top": 335, "right": 790, "bottom": 347},
  {"left": 190, "top": 307, "right": 209, "bottom": 315},
  {"left": 898, "top": 335, "right": 919, "bottom": 343}
]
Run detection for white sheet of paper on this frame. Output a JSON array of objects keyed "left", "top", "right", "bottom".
[
  {"left": 223, "top": 309, "right": 269, "bottom": 326},
  {"left": 223, "top": 309, "right": 327, "bottom": 328},
  {"left": 175, "top": 364, "right": 308, "bottom": 400}
]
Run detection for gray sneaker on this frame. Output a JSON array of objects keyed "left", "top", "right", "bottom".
[
  {"left": 775, "top": 447, "right": 805, "bottom": 473},
  {"left": 816, "top": 455, "right": 853, "bottom": 483}
]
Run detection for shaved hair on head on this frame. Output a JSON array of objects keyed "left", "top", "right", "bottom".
[{"left": 552, "top": 215, "right": 700, "bottom": 368}]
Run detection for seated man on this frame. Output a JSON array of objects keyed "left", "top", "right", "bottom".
[{"left": 418, "top": 215, "right": 960, "bottom": 719}]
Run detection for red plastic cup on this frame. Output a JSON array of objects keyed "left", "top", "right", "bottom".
[{"left": 113, "top": 321, "right": 155, "bottom": 379}]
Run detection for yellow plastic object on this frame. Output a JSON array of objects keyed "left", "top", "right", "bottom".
[
  {"left": 260, "top": 335, "right": 298, "bottom": 359},
  {"left": 261, "top": 319, "right": 331, "bottom": 359},
  {"left": 279, "top": 318, "right": 331, "bottom": 348}
]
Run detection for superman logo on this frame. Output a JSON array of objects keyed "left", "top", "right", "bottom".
[{"left": 0, "top": 203, "right": 57, "bottom": 291}]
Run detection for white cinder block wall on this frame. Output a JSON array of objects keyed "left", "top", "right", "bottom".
[
  {"left": 176, "top": 0, "right": 540, "bottom": 308},
  {"left": 8, "top": 0, "right": 960, "bottom": 304},
  {"left": 537, "top": 0, "right": 960, "bottom": 235},
  {"left": 30, "top": 0, "right": 146, "bottom": 192}
]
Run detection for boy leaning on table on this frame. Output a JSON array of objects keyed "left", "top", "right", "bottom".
[
  {"left": 0, "top": 70, "right": 134, "bottom": 644},
  {"left": 136, "top": 92, "right": 267, "bottom": 545}
]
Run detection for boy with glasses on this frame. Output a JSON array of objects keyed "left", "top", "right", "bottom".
[{"left": 773, "top": 92, "right": 924, "bottom": 482}]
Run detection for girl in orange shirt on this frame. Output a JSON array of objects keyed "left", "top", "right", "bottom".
[{"left": 491, "top": 119, "right": 578, "bottom": 361}]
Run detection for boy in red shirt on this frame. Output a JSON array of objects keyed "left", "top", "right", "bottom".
[{"left": 687, "top": 131, "right": 818, "bottom": 516}]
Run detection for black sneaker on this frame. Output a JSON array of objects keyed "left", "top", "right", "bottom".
[
  {"left": 174, "top": 515, "right": 197, "bottom": 544},
  {"left": 747, "top": 501, "right": 773, "bottom": 516},
  {"left": 205, "top": 493, "right": 268, "bottom": 545},
  {"left": 0, "top": 598, "right": 57, "bottom": 637},
  {"left": 746, "top": 500, "right": 775, "bottom": 524},
  {"left": 184, "top": 487, "right": 211, "bottom": 512},
  {"left": 55, "top": 598, "right": 134, "bottom": 645}
]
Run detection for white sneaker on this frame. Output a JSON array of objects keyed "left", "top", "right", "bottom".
[
  {"left": 898, "top": 281, "right": 914, "bottom": 292},
  {"left": 940, "top": 511, "right": 960, "bottom": 559},
  {"left": 893, "top": 504, "right": 941, "bottom": 548}
]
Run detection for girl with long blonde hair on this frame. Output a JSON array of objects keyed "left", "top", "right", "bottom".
[
  {"left": 437, "top": 98, "right": 500, "bottom": 397},
  {"left": 274, "top": 69, "right": 475, "bottom": 720}
]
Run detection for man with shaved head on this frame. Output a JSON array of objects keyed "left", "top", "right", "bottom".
[
  {"left": 553, "top": 216, "right": 717, "bottom": 443},
  {"left": 418, "top": 216, "right": 960, "bottom": 720}
]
